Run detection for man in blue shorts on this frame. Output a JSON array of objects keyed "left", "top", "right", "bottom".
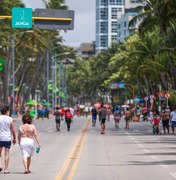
[{"left": 91, "top": 106, "right": 97, "bottom": 126}]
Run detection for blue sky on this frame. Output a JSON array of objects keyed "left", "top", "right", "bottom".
[{"left": 22, "top": 0, "right": 95, "bottom": 47}]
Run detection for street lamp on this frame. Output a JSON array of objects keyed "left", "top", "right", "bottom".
[
  {"left": 10, "top": 30, "right": 33, "bottom": 117},
  {"left": 51, "top": 52, "right": 71, "bottom": 109},
  {"left": 55, "top": 52, "right": 71, "bottom": 107},
  {"left": 46, "top": 43, "right": 63, "bottom": 109}
]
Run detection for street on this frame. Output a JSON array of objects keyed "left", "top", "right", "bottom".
[{"left": 1, "top": 115, "right": 176, "bottom": 180}]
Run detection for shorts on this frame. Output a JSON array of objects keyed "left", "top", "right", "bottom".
[
  {"left": 55, "top": 119, "right": 61, "bottom": 123},
  {"left": 100, "top": 118, "right": 106, "bottom": 124},
  {"left": 125, "top": 116, "right": 130, "bottom": 121},
  {"left": 92, "top": 115, "right": 97, "bottom": 121},
  {"left": 172, "top": 121, "right": 176, "bottom": 128},
  {"left": 0, "top": 141, "right": 11, "bottom": 149},
  {"left": 162, "top": 119, "right": 169, "bottom": 127}
]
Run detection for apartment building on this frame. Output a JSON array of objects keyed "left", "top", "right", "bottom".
[{"left": 96, "top": 0, "right": 144, "bottom": 53}]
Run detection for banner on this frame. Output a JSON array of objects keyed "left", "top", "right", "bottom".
[{"left": 110, "top": 83, "right": 125, "bottom": 89}]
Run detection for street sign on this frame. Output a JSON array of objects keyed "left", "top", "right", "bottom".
[
  {"left": 34, "top": 9, "right": 74, "bottom": 30},
  {"left": 150, "top": 95, "right": 154, "bottom": 99},
  {"left": 144, "top": 97, "right": 148, "bottom": 101},
  {"left": 157, "top": 92, "right": 165, "bottom": 97},
  {"left": 12, "top": 8, "right": 33, "bottom": 28},
  {"left": 165, "top": 93, "right": 171, "bottom": 99},
  {"left": 150, "top": 99, "right": 154, "bottom": 103}
]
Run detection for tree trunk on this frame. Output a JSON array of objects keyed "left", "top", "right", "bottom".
[
  {"left": 159, "top": 72, "right": 168, "bottom": 90},
  {"left": 143, "top": 74, "right": 151, "bottom": 95}
]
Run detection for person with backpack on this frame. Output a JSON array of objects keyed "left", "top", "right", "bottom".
[
  {"left": 91, "top": 106, "right": 97, "bottom": 126},
  {"left": 99, "top": 104, "right": 107, "bottom": 134},
  {"left": 54, "top": 107, "right": 62, "bottom": 131},
  {"left": 65, "top": 108, "right": 73, "bottom": 131}
]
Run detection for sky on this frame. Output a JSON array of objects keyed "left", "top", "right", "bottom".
[{"left": 22, "top": 0, "right": 95, "bottom": 47}]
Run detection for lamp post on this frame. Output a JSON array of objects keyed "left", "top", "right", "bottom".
[
  {"left": 10, "top": 30, "right": 33, "bottom": 117},
  {"left": 51, "top": 52, "right": 71, "bottom": 109}
]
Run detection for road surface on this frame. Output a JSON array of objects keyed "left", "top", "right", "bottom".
[{"left": 1, "top": 115, "right": 176, "bottom": 180}]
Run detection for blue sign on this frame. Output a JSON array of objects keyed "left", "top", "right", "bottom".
[
  {"left": 12, "top": 8, "right": 33, "bottom": 28},
  {"left": 110, "top": 83, "right": 125, "bottom": 89}
]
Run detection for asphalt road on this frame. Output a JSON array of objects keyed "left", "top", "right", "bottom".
[{"left": 1, "top": 115, "right": 176, "bottom": 180}]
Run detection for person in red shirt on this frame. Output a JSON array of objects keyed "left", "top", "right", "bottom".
[{"left": 151, "top": 112, "right": 160, "bottom": 135}]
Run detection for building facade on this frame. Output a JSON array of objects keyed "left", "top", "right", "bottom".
[
  {"left": 96, "top": 0, "right": 144, "bottom": 53},
  {"left": 77, "top": 41, "right": 96, "bottom": 60}
]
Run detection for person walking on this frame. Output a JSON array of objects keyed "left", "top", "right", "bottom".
[
  {"left": 99, "top": 104, "right": 107, "bottom": 134},
  {"left": 170, "top": 108, "right": 176, "bottom": 134},
  {"left": 65, "top": 109, "right": 73, "bottom": 131},
  {"left": 125, "top": 108, "right": 131, "bottom": 129},
  {"left": 0, "top": 105, "right": 16, "bottom": 174},
  {"left": 160, "top": 109, "right": 170, "bottom": 134},
  {"left": 54, "top": 107, "right": 62, "bottom": 131},
  {"left": 91, "top": 106, "right": 97, "bottom": 127},
  {"left": 18, "top": 114, "right": 41, "bottom": 174},
  {"left": 114, "top": 109, "right": 121, "bottom": 129}
]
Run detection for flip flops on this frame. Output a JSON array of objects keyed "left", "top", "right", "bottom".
[{"left": 4, "top": 171, "right": 9, "bottom": 174}]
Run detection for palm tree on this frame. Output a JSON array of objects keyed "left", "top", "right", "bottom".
[{"left": 130, "top": 0, "right": 176, "bottom": 86}]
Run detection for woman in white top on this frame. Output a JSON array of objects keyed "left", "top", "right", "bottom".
[{"left": 18, "top": 114, "right": 41, "bottom": 174}]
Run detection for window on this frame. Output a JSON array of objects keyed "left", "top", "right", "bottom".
[
  {"left": 111, "top": 35, "right": 117, "bottom": 42},
  {"left": 124, "top": 21, "right": 127, "bottom": 27},
  {"left": 130, "top": 0, "right": 140, "bottom": 3},
  {"left": 100, "top": 35, "right": 108, "bottom": 47},
  {"left": 116, "top": 0, "right": 123, "bottom": 5},
  {"left": 111, "top": 8, "right": 117, "bottom": 19},
  {"left": 101, "top": 0, "right": 108, "bottom": 6},
  {"left": 100, "top": 8, "right": 108, "bottom": 19},
  {"left": 110, "top": 0, "right": 123, "bottom": 5},
  {"left": 100, "top": 22, "right": 108, "bottom": 33},
  {"left": 111, "top": 21, "right": 117, "bottom": 33},
  {"left": 117, "top": 7, "right": 122, "bottom": 12}
]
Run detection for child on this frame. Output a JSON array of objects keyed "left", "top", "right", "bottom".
[{"left": 151, "top": 113, "right": 160, "bottom": 135}]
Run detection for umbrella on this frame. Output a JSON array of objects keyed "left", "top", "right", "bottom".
[
  {"left": 26, "top": 100, "right": 38, "bottom": 106},
  {"left": 94, "top": 102, "right": 101, "bottom": 109},
  {"left": 79, "top": 105, "right": 85, "bottom": 109},
  {"left": 121, "top": 105, "right": 129, "bottom": 108}
]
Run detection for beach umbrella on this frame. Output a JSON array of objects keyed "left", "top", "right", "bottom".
[{"left": 26, "top": 100, "right": 38, "bottom": 106}]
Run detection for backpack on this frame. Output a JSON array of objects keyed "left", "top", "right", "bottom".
[
  {"left": 66, "top": 111, "right": 72, "bottom": 119},
  {"left": 100, "top": 108, "right": 106, "bottom": 119}
]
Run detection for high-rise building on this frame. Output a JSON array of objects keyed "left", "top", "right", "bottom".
[{"left": 96, "top": 0, "right": 144, "bottom": 53}]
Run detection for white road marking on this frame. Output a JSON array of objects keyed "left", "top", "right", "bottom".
[
  {"left": 143, "top": 149, "right": 150, "bottom": 153},
  {"left": 170, "top": 173, "right": 176, "bottom": 179},
  {"left": 137, "top": 144, "right": 144, "bottom": 148},
  {"left": 160, "top": 163, "right": 168, "bottom": 168},
  {"left": 150, "top": 155, "right": 158, "bottom": 160}
]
